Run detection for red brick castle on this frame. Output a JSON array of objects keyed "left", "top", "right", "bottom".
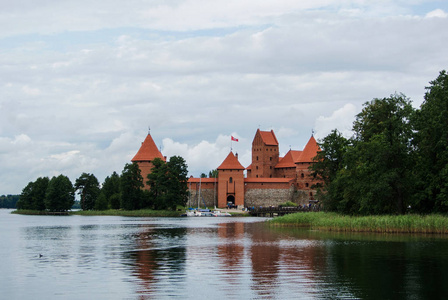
[{"left": 132, "top": 129, "right": 320, "bottom": 208}]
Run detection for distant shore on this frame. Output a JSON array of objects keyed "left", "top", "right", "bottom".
[
  {"left": 11, "top": 208, "right": 248, "bottom": 217},
  {"left": 270, "top": 212, "right": 448, "bottom": 234}
]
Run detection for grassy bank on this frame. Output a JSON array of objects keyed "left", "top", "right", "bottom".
[
  {"left": 13, "top": 209, "right": 181, "bottom": 217},
  {"left": 270, "top": 212, "right": 448, "bottom": 234}
]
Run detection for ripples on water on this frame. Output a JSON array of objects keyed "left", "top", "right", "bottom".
[{"left": 1, "top": 209, "right": 448, "bottom": 299}]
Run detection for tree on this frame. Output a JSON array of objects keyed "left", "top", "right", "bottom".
[
  {"left": 314, "top": 94, "right": 415, "bottom": 215},
  {"left": 147, "top": 156, "right": 189, "bottom": 210},
  {"left": 347, "top": 94, "right": 415, "bottom": 214},
  {"left": 166, "top": 156, "right": 189, "bottom": 209},
  {"left": 17, "top": 177, "right": 49, "bottom": 211},
  {"left": 94, "top": 192, "right": 109, "bottom": 210},
  {"left": 309, "top": 130, "right": 350, "bottom": 212},
  {"left": 101, "top": 171, "right": 121, "bottom": 209},
  {"left": 413, "top": 70, "right": 448, "bottom": 212},
  {"left": 147, "top": 158, "right": 169, "bottom": 209},
  {"left": 75, "top": 173, "right": 100, "bottom": 210},
  {"left": 208, "top": 169, "right": 218, "bottom": 178},
  {"left": 120, "top": 162, "right": 144, "bottom": 210},
  {"left": 45, "top": 175, "right": 75, "bottom": 212},
  {"left": 0, "top": 194, "right": 20, "bottom": 209}
]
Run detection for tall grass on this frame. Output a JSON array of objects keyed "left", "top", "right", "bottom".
[{"left": 270, "top": 212, "right": 448, "bottom": 234}]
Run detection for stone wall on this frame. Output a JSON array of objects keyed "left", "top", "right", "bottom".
[
  {"left": 244, "top": 187, "right": 292, "bottom": 207},
  {"left": 187, "top": 188, "right": 217, "bottom": 208},
  {"left": 244, "top": 186, "right": 316, "bottom": 207}
]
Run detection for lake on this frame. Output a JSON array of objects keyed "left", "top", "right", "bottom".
[{"left": 1, "top": 209, "right": 447, "bottom": 299}]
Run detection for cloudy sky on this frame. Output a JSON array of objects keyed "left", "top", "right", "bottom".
[{"left": 1, "top": 0, "right": 448, "bottom": 194}]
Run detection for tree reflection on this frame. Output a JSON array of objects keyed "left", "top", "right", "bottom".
[{"left": 123, "top": 226, "right": 187, "bottom": 297}]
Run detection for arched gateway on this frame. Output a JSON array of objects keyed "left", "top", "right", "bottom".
[{"left": 217, "top": 152, "right": 245, "bottom": 208}]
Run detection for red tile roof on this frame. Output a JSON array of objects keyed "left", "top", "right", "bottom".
[
  {"left": 275, "top": 150, "right": 302, "bottom": 168},
  {"left": 188, "top": 178, "right": 218, "bottom": 183},
  {"left": 297, "top": 136, "right": 320, "bottom": 163},
  {"left": 244, "top": 178, "right": 295, "bottom": 183},
  {"left": 259, "top": 129, "right": 278, "bottom": 146},
  {"left": 217, "top": 152, "right": 245, "bottom": 170},
  {"left": 131, "top": 134, "right": 166, "bottom": 162}
]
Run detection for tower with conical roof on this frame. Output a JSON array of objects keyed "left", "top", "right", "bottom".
[
  {"left": 295, "top": 135, "right": 320, "bottom": 196},
  {"left": 132, "top": 132, "right": 166, "bottom": 189}
]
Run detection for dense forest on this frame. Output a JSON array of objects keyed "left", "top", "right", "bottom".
[
  {"left": 16, "top": 156, "right": 188, "bottom": 212},
  {"left": 0, "top": 195, "right": 20, "bottom": 208},
  {"left": 311, "top": 70, "right": 448, "bottom": 215}
]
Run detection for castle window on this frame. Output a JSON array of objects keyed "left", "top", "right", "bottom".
[
  {"left": 301, "top": 173, "right": 304, "bottom": 178},
  {"left": 305, "top": 183, "right": 309, "bottom": 187},
  {"left": 270, "top": 157, "right": 272, "bottom": 161},
  {"left": 229, "top": 177, "right": 233, "bottom": 183},
  {"left": 256, "top": 156, "right": 258, "bottom": 161}
]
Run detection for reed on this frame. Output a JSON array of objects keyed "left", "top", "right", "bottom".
[{"left": 270, "top": 212, "right": 448, "bottom": 234}]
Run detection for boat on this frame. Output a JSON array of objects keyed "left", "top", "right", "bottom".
[{"left": 211, "top": 210, "right": 232, "bottom": 217}]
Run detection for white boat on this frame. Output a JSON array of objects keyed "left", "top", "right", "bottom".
[
  {"left": 211, "top": 210, "right": 232, "bottom": 217},
  {"left": 185, "top": 210, "right": 203, "bottom": 217}
]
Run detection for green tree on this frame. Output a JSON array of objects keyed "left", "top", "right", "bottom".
[
  {"left": 75, "top": 173, "right": 100, "bottom": 210},
  {"left": 17, "top": 177, "right": 49, "bottom": 210},
  {"left": 0, "top": 194, "right": 20, "bottom": 208},
  {"left": 147, "top": 158, "right": 169, "bottom": 209},
  {"left": 120, "top": 162, "right": 144, "bottom": 210},
  {"left": 166, "top": 156, "right": 189, "bottom": 209},
  {"left": 314, "top": 94, "right": 415, "bottom": 215},
  {"left": 310, "top": 130, "right": 350, "bottom": 212},
  {"left": 348, "top": 94, "right": 415, "bottom": 214},
  {"left": 147, "top": 156, "right": 189, "bottom": 210},
  {"left": 45, "top": 175, "right": 75, "bottom": 212},
  {"left": 413, "top": 70, "right": 448, "bottom": 212},
  {"left": 94, "top": 192, "right": 109, "bottom": 210},
  {"left": 101, "top": 171, "right": 121, "bottom": 209},
  {"left": 208, "top": 169, "right": 218, "bottom": 178}
]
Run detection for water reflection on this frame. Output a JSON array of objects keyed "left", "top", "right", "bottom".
[
  {"left": 4, "top": 211, "right": 447, "bottom": 299},
  {"left": 123, "top": 227, "right": 187, "bottom": 297}
]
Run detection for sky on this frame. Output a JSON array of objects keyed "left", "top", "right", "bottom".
[{"left": 1, "top": 0, "right": 448, "bottom": 194}]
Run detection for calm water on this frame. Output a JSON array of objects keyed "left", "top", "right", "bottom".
[{"left": 1, "top": 209, "right": 448, "bottom": 299}]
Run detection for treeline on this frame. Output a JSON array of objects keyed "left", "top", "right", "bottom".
[
  {"left": 311, "top": 70, "right": 448, "bottom": 215},
  {"left": 17, "top": 156, "right": 188, "bottom": 212},
  {"left": 0, "top": 195, "right": 20, "bottom": 208}
]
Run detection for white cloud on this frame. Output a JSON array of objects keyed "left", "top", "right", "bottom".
[
  {"left": 1, "top": 1, "right": 448, "bottom": 193},
  {"left": 425, "top": 9, "right": 448, "bottom": 18},
  {"left": 314, "top": 103, "right": 358, "bottom": 139}
]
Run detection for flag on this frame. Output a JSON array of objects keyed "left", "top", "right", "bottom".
[{"left": 231, "top": 136, "right": 239, "bottom": 142}]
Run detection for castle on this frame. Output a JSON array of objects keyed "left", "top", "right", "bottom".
[{"left": 132, "top": 129, "right": 321, "bottom": 208}]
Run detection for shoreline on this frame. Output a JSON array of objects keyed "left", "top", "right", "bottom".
[
  {"left": 11, "top": 208, "right": 249, "bottom": 217},
  {"left": 269, "top": 212, "right": 448, "bottom": 234}
]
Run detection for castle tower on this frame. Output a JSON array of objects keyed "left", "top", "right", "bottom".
[
  {"left": 217, "top": 152, "right": 245, "bottom": 208},
  {"left": 248, "top": 129, "right": 279, "bottom": 178},
  {"left": 131, "top": 132, "right": 166, "bottom": 189},
  {"left": 295, "top": 135, "right": 320, "bottom": 194}
]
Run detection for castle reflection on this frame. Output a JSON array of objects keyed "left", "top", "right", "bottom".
[{"left": 122, "top": 220, "right": 448, "bottom": 299}]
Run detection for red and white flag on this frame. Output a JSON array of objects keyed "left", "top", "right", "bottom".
[{"left": 231, "top": 136, "right": 239, "bottom": 142}]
